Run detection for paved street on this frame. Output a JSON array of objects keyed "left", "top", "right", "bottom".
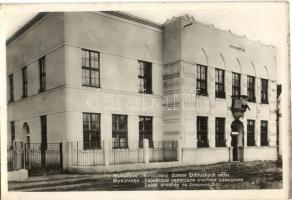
[{"left": 8, "top": 161, "right": 282, "bottom": 191}]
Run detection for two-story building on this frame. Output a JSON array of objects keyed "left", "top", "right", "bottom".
[{"left": 7, "top": 11, "right": 278, "bottom": 166}]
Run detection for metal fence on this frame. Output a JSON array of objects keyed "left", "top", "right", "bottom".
[
  {"left": 71, "top": 142, "right": 104, "bottom": 166},
  {"left": 149, "top": 140, "right": 178, "bottom": 162},
  {"left": 8, "top": 140, "right": 179, "bottom": 172},
  {"left": 110, "top": 140, "right": 144, "bottom": 165},
  {"left": 70, "top": 140, "right": 177, "bottom": 166},
  {"left": 25, "top": 143, "right": 62, "bottom": 170},
  {"left": 7, "top": 142, "right": 62, "bottom": 172},
  {"left": 7, "top": 142, "right": 24, "bottom": 171}
]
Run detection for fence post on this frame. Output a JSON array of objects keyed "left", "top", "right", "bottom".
[
  {"left": 23, "top": 142, "right": 26, "bottom": 169},
  {"left": 59, "top": 143, "right": 63, "bottom": 171},
  {"left": 62, "top": 141, "right": 71, "bottom": 171},
  {"left": 76, "top": 142, "right": 79, "bottom": 165},
  {"left": 176, "top": 140, "right": 182, "bottom": 162},
  {"left": 143, "top": 139, "right": 149, "bottom": 164},
  {"left": 41, "top": 143, "right": 46, "bottom": 168},
  {"left": 12, "top": 141, "right": 15, "bottom": 170},
  {"left": 103, "top": 140, "right": 110, "bottom": 166},
  {"left": 229, "top": 147, "right": 233, "bottom": 162}
]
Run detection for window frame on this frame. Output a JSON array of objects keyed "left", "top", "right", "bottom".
[
  {"left": 247, "top": 76, "right": 256, "bottom": 102},
  {"left": 8, "top": 74, "right": 14, "bottom": 102},
  {"left": 138, "top": 60, "right": 152, "bottom": 94},
  {"left": 39, "top": 56, "right": 46, "bottom": 93},
  {"left": 232, "top": 72, "right": 241, "bottom": 96},
  {"left": 261, "top": 79, "right": 269, "bottom": 104},
  {"left": 197, "top": 116, "right": 209, "bottom": 148},
  {"left": 247, "top": 120, "right": 255, "bottom": 146},
  {"left": 260, "top": 120, "right": 269, "bottom": 146},
  {"left": 10, "top": 121, "right": 15, "bottom": 146},
  {"left": 215, "top": 68, "right": 225, "bottom": 98},
  {"left": 215, "top": 117, "right": 225, "bottom": 147},
  {"left": 82, "top": 49, "right": 100, "bottom": 88},
  {"left": 112, "top": 114, "right": 128, "bottom": 149},
  {"left": 40, "top": 115, "right": 47, "bottom": 150},
  {"left": 83, "top": 113, "right": 101, "bottom": 150},
  {"left": 138, "top": 116, "right": 153, "bottom": 148},
  {"left": 22, "top": 66, "right": 28, "bottom": 98},
  {"left": 196, "top": 64, "right": 208, "bottom": 96}
]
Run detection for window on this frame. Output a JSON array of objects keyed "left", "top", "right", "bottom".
[
  {"left": 247, "top": 76, "right": 256, "bottom": 102},
  {"left": 138, "top": 61, "right": 152, "bottom": 94},
  {"left": 261, "top": 121, "right": 268, "bottom": 146},
  {"left": 261, "top": 79, "right": 268, "bottom": 104},
  {"left": 22, "top": 67, "right": 28, "bottom": 98},
  {"left": 139, "top": 116, "right": 153, "bottom": 148},
  {"left": 39, "top": 56, "right": 46, "bottom": 92},
  {"left": 232, "top": 72, "right": 241, "bottom": 96},
  {"left": 82, "top": 49, "right": 100, "bottom": 87},
  {"left": 215, "top": 118, "right": 225, "bottom": 147},
  {"left": 10, "top": 121, "right": 15, "bottom": 146},
  {"left": 277, "top": 84, "right": 282, "bottom": 98},
  {"left": 197, "top": 116, "right": 208, "bottom": 147},
  {"left": 8, "top": 74, "right": 14, "bottom": 102},
  {"left": 112, "top": 114, "right": 128, "bottom": 148},
  {"left": 40, "top": 115, "right": 47, "bottom": 150},
  {"left": 83, "top": 113, "right": 101, "bottom": 149},
  {"left": 196, "top": 64, "right": 208, "bottom": 96},
  {"left": 247, "top": 120, "right": 255, "bottom": 146},
  {"left": 215, "top": 68, "right": 225, "bottom": 98}
]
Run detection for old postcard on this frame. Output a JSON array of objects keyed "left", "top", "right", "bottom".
[{"left": 0, "top": 2, "right": 290, "bottom": 200}]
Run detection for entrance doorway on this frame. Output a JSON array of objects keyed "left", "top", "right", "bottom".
[
  {"left": 231, "top": 120, "right": 244, "bottom": 162},
  {"left": 231, "top": 135, "right": 238, "bottom": 161}
]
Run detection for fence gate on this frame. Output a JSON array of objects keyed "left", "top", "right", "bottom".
[{"left": 8, "top": 142, "right": 63, "bottom": 174}]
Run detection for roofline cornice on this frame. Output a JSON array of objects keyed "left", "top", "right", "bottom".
[
  {"left": 6, "top": 11, "right": 275, "bottom": 49},
  {"left": 6, "top": 12, "right": 50, "bottom": 46},
  {"left": 101, "top": 11, "right": 163, "bottom": 30},
  {"left": 6, "top": 11, "right": 163, "bottom": 46}
]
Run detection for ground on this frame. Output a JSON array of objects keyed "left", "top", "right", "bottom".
[{"left": 8, "top": 161, "right": 282, "bottom": 191}]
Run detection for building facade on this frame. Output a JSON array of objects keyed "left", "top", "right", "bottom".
[{"left": 7, "top": 12, "right": 278, "bottom": 166}]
